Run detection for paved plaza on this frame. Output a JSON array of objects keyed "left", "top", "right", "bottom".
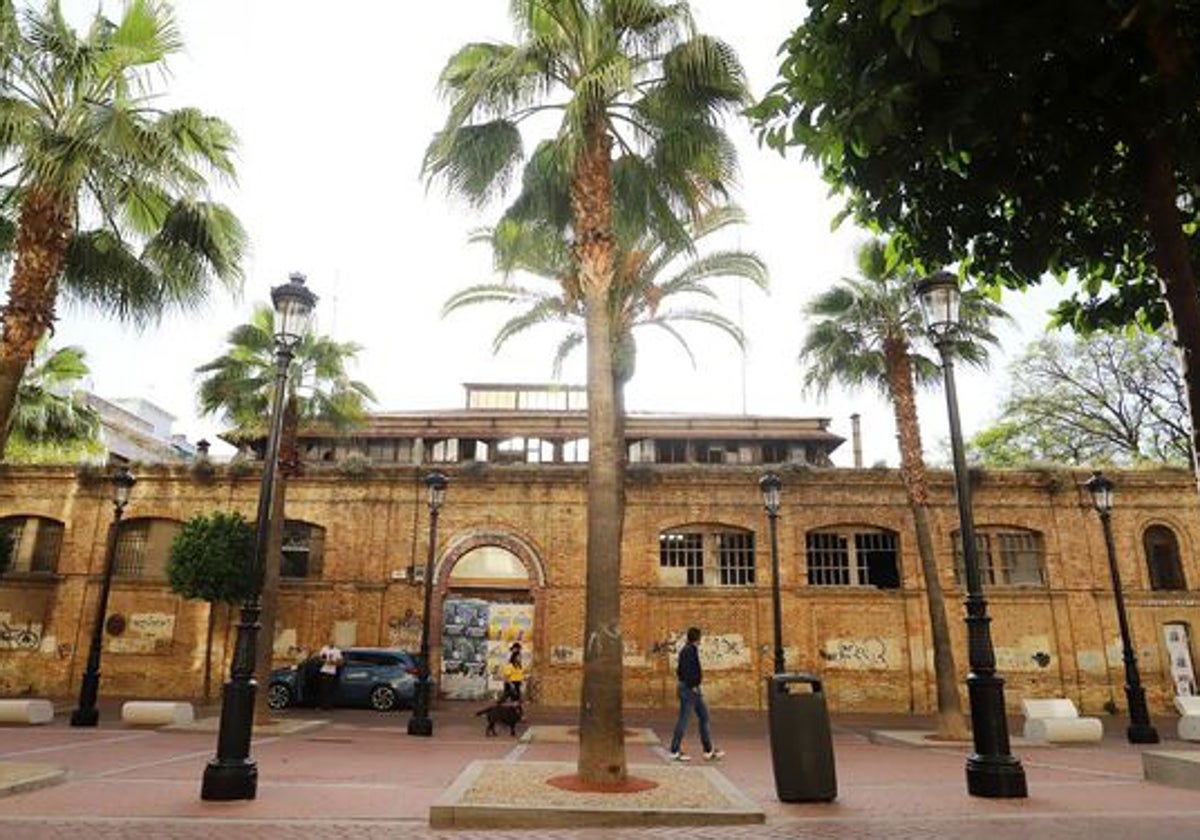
[{"left": 2, "top": 700, "right": 1199, "bottom": 838}]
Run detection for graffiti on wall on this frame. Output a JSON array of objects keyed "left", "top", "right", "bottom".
[
  {"left": 658, "top": 632, "right": 750, "bottom": 670},
  {"left": 106, "top": 611, "right": 175, "bottom": 654},
  {"left": 0, "top": 617, "right": 42, "bottom": 650},
  {"left": 819, "top": 636, "right": 894, "bottom": 669}
]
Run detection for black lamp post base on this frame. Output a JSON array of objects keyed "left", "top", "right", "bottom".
[
  {"left": 201, "top": 759, "right": 258, "bottom": 801},
  {"left": 69, "top": 707, "right": 99, "bottom": 728},
  {"left": 407, "top": 716, "right": 433, "bottom": 736},
  {"left": 966, "top": 756, "right": 1028, "bottom": 798},
  {"left": 1127, "top": 723, "right": 1160, "bottom": 744}
]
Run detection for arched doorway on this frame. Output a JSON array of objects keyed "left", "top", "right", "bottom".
[{"left": 434, "top": 534, "right": 543, "bottom": 700}]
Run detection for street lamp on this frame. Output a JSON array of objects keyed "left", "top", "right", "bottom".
[
  {"left": 1085, "top": 470, "right": 1160, "bottom": 744},
  {"left": 759, "top": 472, "right": 784, "bottom": 675},
  {"left": 70, "top": 467, "right": 136, "bottom": 727},
  {"left": 915, "top": 270, "right": 1027, "bottom": 799},
  {"left": 202, "top": 272, "right": 317, "bottom": 801},
  {"left": 408, "top": 470, "right": 448, "bottom": 736}
]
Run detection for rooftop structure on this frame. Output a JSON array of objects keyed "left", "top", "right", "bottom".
[{"left": 292, "top": 383, "right": 843, "bottom": 468}]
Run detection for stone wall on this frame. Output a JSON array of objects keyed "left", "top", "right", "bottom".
[{"left": 2, "top": 462, "right": 1199, "bottom": 715}]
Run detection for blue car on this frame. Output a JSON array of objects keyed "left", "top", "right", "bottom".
[{"left": 266, "top": 648, "right": 425, "bottom": 712}]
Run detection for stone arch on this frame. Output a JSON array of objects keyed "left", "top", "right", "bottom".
[{"left": 434, "top": 529, "right": 547, "bottom": 588}]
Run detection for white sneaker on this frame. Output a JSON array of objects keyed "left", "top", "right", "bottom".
[
  {"left": 669, "top": 751, "right": 691, "bottom": 762},
  {"left": 704, "top": 749, "right": 725, "bottom": 760}
]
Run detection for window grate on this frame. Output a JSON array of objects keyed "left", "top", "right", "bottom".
[
  {"left": 854, "top": 531, "right": 899, "bottom": 588},
  {"left": 30, "top": 522, "right": 63, "bottom": 573},
  {"left": 1, "top": 521, "right": 23, "bottom": 573},
  {"left": 954, "top": 530, "right": 1045, "bottom": 587},
  {"left": 718, "top": 532, "right": 756, "bottom": 586},
  {"left": 806, "top": 532, "right": 850, "bottom": 586},
  {"left": 659, "top": 532, "right": 704, "bottom": 586},
  {"left": 114, "top": 523, "right": 149, "bottom": 577}
]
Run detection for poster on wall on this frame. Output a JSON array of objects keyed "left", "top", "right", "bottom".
[
  {"left": 485, "top": 603, "right": 534, "bottom": 694},
  {"left": 440, "top": 599, "right": 534, "bottom": 700},
  {"left": 440, "top": 598, "right": 490, "bottom": 699},
  {"left": 1164, "top": 622, "right": 1197, "bottom": 697}
]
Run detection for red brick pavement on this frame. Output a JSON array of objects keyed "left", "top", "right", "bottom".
[{"left": 1, "top": 699, "right": 1198, "bottom": 838}]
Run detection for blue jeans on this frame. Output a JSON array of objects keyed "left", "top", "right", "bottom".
[{"left": 669, "top": 682, "right": 712, "bottom": 754}]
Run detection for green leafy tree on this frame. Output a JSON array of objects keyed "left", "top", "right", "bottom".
[
  {"left": 424, "top": 0, "right": 748, "bottom": 784},
  {"left": 0, "top": 0, "right": 246, "bottom": 457},
  {"left": 801, "top": 239, "right": 1006, "bottom": 740},
  {"left": 196, "top": 303, "right": 373, "bottom": 720},
  {"left": 444, "top": 206, "right": 768, "bottom": 396},
  {"left": 6, "top": 340, "right": 101, "bottom": 463},
  {"left": 748, "top": 2, "right": 1200, "bottom": 475},
  {"left": 970, "top": 331, "right": 1191, "bottom": 467},
  {"left": 167, "top": 512, "right": 254, "bottom": 701}
]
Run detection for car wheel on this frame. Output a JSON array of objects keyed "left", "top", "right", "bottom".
[
  {"left": 369, "top": 685, "right": 398, "bottom": 711},
  {"left": 266, "top": 683, "right": 292, "bottom": 710}
]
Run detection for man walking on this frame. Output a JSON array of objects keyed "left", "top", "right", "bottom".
[{"left": 668, "top": 626, "right": 724, "bottom": 761}]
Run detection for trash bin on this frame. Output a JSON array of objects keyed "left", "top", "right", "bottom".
[{"left": 766, "top": 673, "right": 837, "bottom": 802}]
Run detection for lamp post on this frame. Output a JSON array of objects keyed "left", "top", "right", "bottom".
[
  {"left": 408, "top": 471, "right": 447, "bottom": 736},
  {"left": 915, "top": 271, "right": 1027, "bottom": 799},
  {"left": 1085, "top": 470, "right": 1160, "bottom": 744},
  {"left": 70, "top": 467, "right": 136, "bottom": 727},
  {"left": 759, "top": 472, "right": 785, "bottom": 675},
  {"left": 202, "top": 272, "right": 317, "bottom": 801}
]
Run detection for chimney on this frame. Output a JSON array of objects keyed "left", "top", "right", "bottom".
[{"left": 850, "top": 413, "right": 863, "bottom": 468}]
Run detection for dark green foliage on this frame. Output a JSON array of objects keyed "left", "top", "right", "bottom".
[
  {"left": 167, "top": 512, "right": 254, "bottom": 605},
  {"left": 747, "top": 1, "right": 1199, "bottom": 329}
]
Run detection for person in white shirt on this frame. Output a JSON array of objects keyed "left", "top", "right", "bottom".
[{"left": 316, "top": 642, "right": 343, "bottom": 710}]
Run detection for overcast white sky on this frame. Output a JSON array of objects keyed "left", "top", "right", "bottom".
[{"left": 45, "top": 1, "right": 1070, "bottom": 466}]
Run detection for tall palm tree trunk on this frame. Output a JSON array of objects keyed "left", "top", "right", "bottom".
[
  {"left": 253, "top": 395, "right": 297, "bottom": 724},
  {"left": 573, "top": 126, "right": 627, "bottom": 785},
  {"left": 0, "top": 190, "right": 73, "bottom": 456},
  {"left": 884, "top": 339, "right": 969, "bottom": 739}
]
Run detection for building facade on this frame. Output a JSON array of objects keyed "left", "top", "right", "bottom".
[{"left": 2, "top": 386, "right": 1199, "bottom": 714}]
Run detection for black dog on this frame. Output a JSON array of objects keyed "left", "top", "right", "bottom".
[{"left": 476, "top": 701, "right": 523, "bottom": 736}]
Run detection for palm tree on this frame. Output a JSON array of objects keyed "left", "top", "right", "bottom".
[
  {"left": 0, "top": 0, "right": 246, "bottom": 457},
  {"left": 444, "top": 206, "right": 768, "bottom": 398},
  {"left": 800, "top": 240, "right": 1007, "bottom": 741},
  {"left": 6, "top": 339, "right": 101, "bottom": 463},
  {"left": 425, "top": 0, "right": 747, "bottom": 784},
  {"left": 196, "top": 304, "right": 374, "bottom": 721}
]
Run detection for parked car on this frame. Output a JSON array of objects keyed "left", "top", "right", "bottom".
[{"left": 266, "top": 648, "right": 425, "bottom": 712}]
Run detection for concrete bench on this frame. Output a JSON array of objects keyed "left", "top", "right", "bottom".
[
  {"left": 1175, "top": 696, "right": 1200, "bottom": 741},
  {"left": 121, "top": 701, "right": 194, "bottom": 726},
  {"left": 0, "top": 698, "right": 54, "bottom": 725},
  {"left": 1022, "top": 698, "right": 1103, "bottom": 744}
]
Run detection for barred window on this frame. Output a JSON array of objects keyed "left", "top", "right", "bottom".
[
  {"left": 718, "top": 532, "right": 756, "bottom": 586},
  {"left": 0, "top": 517, "right": 66, "bottom": 575},
  {"left": 1145, "top": 525, "right": 1186, "bottom": 591},
  {"left": 806, "top": 528, "right": 900, "bottom": 588},
  {"left": 281, "top": 521, "right": 325, "bottom": 579},
  {"left": 114, "top": 519, "right": 180, "bottom": 579},
  {"left": 659, "top": 532, "right": 704, "bottom": 586},
  {"left": 114, "top": 521, "right": 150, "bottom": 576},
  {"left": 806, "top": 532, "right": 850, "bottom": 586},
  {"left": 954, "top": 528, "right": 1045, "bottom": 587},
  {"left": 30, "top": 522, "right": 63, "bottom": 573}
]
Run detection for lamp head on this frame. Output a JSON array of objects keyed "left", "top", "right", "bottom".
[
  {"left": 112, "top": 466, "right": 136, "bottom": 509},
  {"left": 270, "top": 272, "right": 318, "bottom": 349},
  {"left": 914, "top": 270, "right": 962, "bottom": 343},
  {"left": 425, "top": 470, "right": 448, "bottom": 512},
  {"left": 1085, "top": 469, "right": 1113, "bottom": 515},
  {"left": 759, "top": 471, "right": 782, "bottom": 515}
]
